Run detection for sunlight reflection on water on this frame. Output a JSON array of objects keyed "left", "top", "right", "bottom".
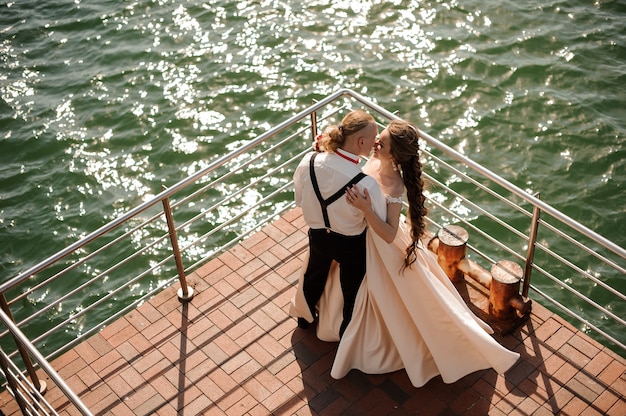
[{"left": 0, "top": 0, "right": 624, "bottom": 352}]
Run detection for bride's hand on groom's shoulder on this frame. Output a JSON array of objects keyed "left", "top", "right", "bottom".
[{"left": 345, "top": 185, "right": 372, "bottom": 212}]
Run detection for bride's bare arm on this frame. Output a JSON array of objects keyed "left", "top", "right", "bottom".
[{"left": 346, "top": 185, "right": 401, "bottom": 243}]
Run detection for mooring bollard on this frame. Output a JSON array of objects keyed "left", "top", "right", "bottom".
[
  {"left": 436, "top": 225, "right": 469, "bottom": 282},
  {"left": 489, "top": 260, "right": 530, "bottom": 320}
]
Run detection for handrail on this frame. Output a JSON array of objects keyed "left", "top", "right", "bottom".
[
  {"left": 0, "top": 308, "right": 93, "bottom": 415},
  {"left": 0, "top": 89, "right": 353, "bottom": 295},
  {"left": 341, "top": 89, "right": 626, "bottom": 260},
  {"left": 3, "top": 88, "right": 622, "bottom": 296},
  {"left": 1, "top": 89, "right": 624, "bottom": 413}
]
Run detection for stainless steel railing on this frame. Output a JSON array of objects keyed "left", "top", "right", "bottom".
[
  {"left": 0, "top": 306, "right": 93, "bottom": 415},
  {"left": 0, "top": 89, "right": 624, "bottom": 414}
]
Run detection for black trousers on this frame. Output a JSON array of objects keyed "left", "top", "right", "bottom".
[{"left": 303, "top": 228, "right": 367, "bottom": 337}]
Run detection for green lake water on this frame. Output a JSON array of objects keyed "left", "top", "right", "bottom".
[{"left": 1, "top": 0, "right": 624, "bottom": 353}]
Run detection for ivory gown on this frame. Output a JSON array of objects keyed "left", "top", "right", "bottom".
[{"left": 290, "top": 207, "right": 520, "bottom": 387}]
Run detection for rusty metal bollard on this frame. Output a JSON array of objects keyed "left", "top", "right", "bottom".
[
  {"left": 489, "top": 260, "right": 531, "bottom": 320},
  {"left": 436, "top": 225, "right": 469, "bottom": 282}
]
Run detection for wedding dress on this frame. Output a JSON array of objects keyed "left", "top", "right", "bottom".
[{"left": 290, "top": 205, "right": 520, "bottom": 387}]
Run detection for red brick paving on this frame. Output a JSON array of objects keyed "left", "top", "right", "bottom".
[{"left": 1, "top": 208, "right": 625, "bottom": 415}]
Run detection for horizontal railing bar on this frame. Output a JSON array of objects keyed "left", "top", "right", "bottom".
[
  {"left": 313, "top": 100, "right": 351, "bottom": 118},
  {"left": 44, "top": 276, "right": 174, "bottom": 361},
  {"left": 185, "top": 201, "right": 297, "bottom": 273},
  {"left": 2, "top": 376, "right": 39, "bottom": 415},
  {"left": 8, "top": 207, "right": 165, "bottom": 307},
  {"left": 168, "top": 124, "right": 309, "bottom": 213},
  {"left": 537, "top": 217, "right": 626, "bottom": 276},
  {"left": 13, "top": 228, "right": 172, "bottom": 330},
  {"left": 171, "top": 100, "right": 339, "bottom": 218},
  {"left": 173, "top": 148, "right": 307, "bottom": 236},
  {"left": 0, "top": 353, "right": 57, "bottom": 415},
  {"left": 529, "top": 285, "right": 626, "bottom": 352},
  {"left": 426, "top": 197, "right": 524, "bottom": 265},
  {"left": 411, "top": 204, "right": 502, "bottom": 269},
  {"left": 428, "top": 200, "right": 507, "bottom": 267},
  {"left": 533, "top": 241, "right": 626, "bottom": 302},
  {"left": 422, "top": 149, "right": 532, "bottom": 219},
  {"left": 5, "top": 378, "right": 38, "bottom": 415},
  {"left": 426, "top": 195, "right": 524, "bottom": 265},
  {"left": 530, "top": 262, "right": 626, "bottom": 327},
  {"left": 170, "top": 147, "right": 304, "bottom": 237},
  {"left": 341, "top": 89, "right": 626, "bottom": 260},
  {"left": 0, "top": 308, "right": 93, "bottom": 415},
  {"left": 424, "top": 173, "right": 530, "bottom": 242},
  {"left": 423, "top": 216, "right": 443, "bottom": 233},
  {"left": 469, "top": 237, "right": 524, "bottom": 268},
  {"left": 177, "top": 182, "right": 296, "bottom": 271},
  {"left": 29, "top": 253, "right": 175, "bottom": 349},
  {"left": 1, "top": 89, "right": 356, "bottom": 294}
]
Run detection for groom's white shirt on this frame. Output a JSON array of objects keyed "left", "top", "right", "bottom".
[{"left": 294, "top": 151, "right": 386, "bottom": 236}]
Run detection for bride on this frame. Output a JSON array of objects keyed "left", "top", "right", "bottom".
[{"left": 290, "top": 119, "right": 519, "bottom": 387}]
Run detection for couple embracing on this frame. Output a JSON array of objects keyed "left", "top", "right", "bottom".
[{"left": 290, "top": 110, "right": 519, "bottom": 387}]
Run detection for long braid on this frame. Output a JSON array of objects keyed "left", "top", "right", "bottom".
[
  {"left": 401, "top": 154, "right": 427, "bottom": 269},
  {"left": 388, "top": 120, "right": 428, "bottom": 270}
]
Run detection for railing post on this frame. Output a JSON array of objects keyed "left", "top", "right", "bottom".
[
  {"left": 523, "top": 193, "right": 541, "bottom": 298},
  {"left": 161, "top": 188, "right": 194, "bottom": 302},
  {"left": 0, "top": 347, "right": 30, "bottom": 415},
  {"left": 0, "top": 307, "right": 94, "bottom": 415},
  {"left": 310, "top": 110, "right": 318, "bottom": 141},
  {"left": 0, "top": 293, "right": 47, "bottom": 395}
]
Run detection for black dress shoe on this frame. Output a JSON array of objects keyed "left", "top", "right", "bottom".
[{"left": 297, "top": 318, "right": 310, "bottom": 329}]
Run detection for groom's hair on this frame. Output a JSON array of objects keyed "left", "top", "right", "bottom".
[{"left": 319, "top": 110, "right": 375, "bottom": 153}]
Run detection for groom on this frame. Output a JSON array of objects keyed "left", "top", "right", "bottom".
[{"left": 293, "top": 110, "right": 385, "bottom": 337}]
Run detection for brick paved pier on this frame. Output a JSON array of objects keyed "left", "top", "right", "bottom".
[{"left": 1, "top": 208, "right": 625, "bottom": 415}]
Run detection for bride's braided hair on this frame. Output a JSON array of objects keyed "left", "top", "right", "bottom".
[{"left": 387, "top": 120, "right": 428, "bottom": 270}]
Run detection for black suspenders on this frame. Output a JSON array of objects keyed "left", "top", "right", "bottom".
[{"left": 309, "top": 152, "right": 366, "bottom": 231}]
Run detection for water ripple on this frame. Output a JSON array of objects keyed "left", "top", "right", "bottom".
[{"left": 0, "top": 0, "right": 624, "bottom": 347}]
